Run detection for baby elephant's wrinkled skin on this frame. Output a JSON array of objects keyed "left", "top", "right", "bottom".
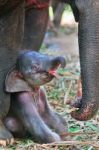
[{"left": 4, "top": 51, "right": 67, "bottom": 143}]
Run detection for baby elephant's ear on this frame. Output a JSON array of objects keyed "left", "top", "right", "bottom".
[{"left": 5, "top": 67, "right": 32, "bottom": 93}]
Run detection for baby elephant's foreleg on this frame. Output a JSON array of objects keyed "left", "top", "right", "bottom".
[
  {"left": 11, "top": 92, "right": 61, "bottom": 143},
  {"left": 43, "top": 109, "right": 68, "bottom": 137},
  {"left": 39, "top": 88, "right": 68, "bottom": 137}
]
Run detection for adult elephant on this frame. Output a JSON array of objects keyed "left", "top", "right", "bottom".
[{"left": 0, "top": 0, "right": 99, "bottom": 145}]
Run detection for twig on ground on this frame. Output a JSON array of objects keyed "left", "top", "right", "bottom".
[{"left": 42, "top": 140, "right": 99, "bottom": 148}]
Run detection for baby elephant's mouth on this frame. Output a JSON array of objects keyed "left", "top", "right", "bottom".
[
  {"left": 48, "top": 69, "right": 58, "bottom": 77},
  {"left": 36, "top": 68, "right": 58, "bottom": 85},
  {"left": 48, "top": 64, "right": 61, "bottom": 78}
]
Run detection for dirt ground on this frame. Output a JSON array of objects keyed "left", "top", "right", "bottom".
[{"left": 43, "top": 23, "right": 79, "bottom": 58}]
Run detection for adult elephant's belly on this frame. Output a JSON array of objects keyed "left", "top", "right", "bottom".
[
  {"left": 26, "top": 0, "right": 50, "bottom": 9},
  {"left": 0, "top": 0, "right": 50, "bottom": 14}
]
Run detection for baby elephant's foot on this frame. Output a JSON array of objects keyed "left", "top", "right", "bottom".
[
  {"left": 48, "top": 132, "right": 61, "bottom": 143},
  {"left": 0, "top": 120, "right": 14, "bottom": 146},
  {"left": 54, "top": 113, "right": 68, "bottom": 134}
]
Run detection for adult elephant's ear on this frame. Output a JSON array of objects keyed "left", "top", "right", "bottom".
[{"left": 5, "top": 67, "right": 32, "bottom": 93}]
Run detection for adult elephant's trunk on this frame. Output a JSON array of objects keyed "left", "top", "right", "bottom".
[
  {"left": 71, "top": 1, "right": 99, "bottom": 121},
  {"left": 51, "top": 56, "right": 66, "bottom": 68}
]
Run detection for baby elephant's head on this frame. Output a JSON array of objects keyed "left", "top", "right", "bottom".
[{"left": 16, "top": 51, "right": 66, "bottom": 87}]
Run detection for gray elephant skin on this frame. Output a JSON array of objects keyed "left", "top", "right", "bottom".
[{"left": 0, "top": 0, "right": 99, "bottom": 145}]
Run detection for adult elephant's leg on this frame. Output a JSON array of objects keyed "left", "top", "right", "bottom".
[
  {"left": 0, "top": 2, "right": 25, "bottom": 145},
  {"left": 53, "top": 3, "right": 65, "bottom": 27},
  {"left": 21, "top": 7, "right": 49, "bottom": 50},
  {"left": 70, "top": 0, "right": 99, "bottom": 121}
]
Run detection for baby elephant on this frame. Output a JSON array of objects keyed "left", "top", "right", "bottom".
[{"left": 4, "top": 51, "right": 67, "bottom": 143}]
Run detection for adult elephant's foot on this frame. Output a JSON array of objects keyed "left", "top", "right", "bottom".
[{"left": 0, "top": 120, "right": 14, "bottom": 146}]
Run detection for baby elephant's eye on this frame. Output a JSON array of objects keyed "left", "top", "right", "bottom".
[{"left": 32, "top": 65, "right": 40, "bottom": 71}]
